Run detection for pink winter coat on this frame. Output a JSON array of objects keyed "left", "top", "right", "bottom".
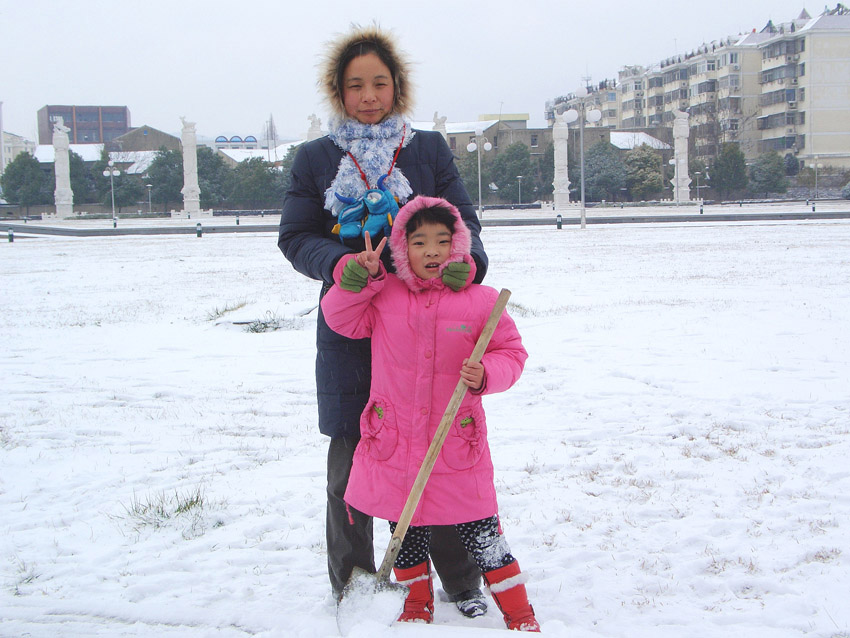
[{"left": 320, "top": 196, "right": 528, "bottom": 526}]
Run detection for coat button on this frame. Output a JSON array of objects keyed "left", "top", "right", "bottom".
[
  {"left": 424, "top": 349, "right": 432, "bottom": 359},
  {"left": 420, "top": 408, "right": 428, "bottom": 415}
]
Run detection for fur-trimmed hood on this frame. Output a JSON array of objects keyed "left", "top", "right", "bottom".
[
  {"left": 390, "top": 196, "right": 473, "bottom": 291},
  {"left": 320, "top": 24, "right": 413, "bottom": 120}
]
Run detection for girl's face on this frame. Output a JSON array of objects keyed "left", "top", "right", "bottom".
[
  {"left": 342, "top": 52, "right": 395, "bottom": 124},
  {"left": 407, "top": 221, "right": 453, "bottom": 280}
]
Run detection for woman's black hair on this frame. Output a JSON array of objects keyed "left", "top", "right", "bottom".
[{"left": 405, "top": 206, "right": 457, "bottom": 237}]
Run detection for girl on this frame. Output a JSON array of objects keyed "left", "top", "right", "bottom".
[
  {"left": 277, "top": 24, "right": 490, "bottom": 615},
  {"left": 321, "top": 196, "right": 540, "bottom": 632}
]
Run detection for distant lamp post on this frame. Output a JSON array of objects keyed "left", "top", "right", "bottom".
[
  {"left": 564, "top": 86, "right": 603, "bottom": 229},
  {"left": 103, "top": 160, "right": 120, "bottom": 219},
  {"left": 516, "top": 175, "right": 523, "bottom": 205},
  {"left": 694, "top": 171, "right": 702, "bottom": 200},
  {"left": 146, "top": 183, "right": 153, "bottom": 214},
  {"left": 813, "top": 156, "right": 822, "bottom": 199},
  {"left": 466, "top": 127, "right": 492, "bottom": 216}
]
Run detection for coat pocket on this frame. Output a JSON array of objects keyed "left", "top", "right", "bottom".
[
  {"left": 359, "top": 396, "right": 399, "bottom": 461},
  {"left": 440, "top": 405, "right": 486, "bottom": 470}
]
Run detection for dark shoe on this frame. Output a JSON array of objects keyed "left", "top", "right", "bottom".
[{"left": 448, "top": 588, "right": 488, "bottom": 618}]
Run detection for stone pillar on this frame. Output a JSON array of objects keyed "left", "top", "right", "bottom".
[
  {"left": 307, "top": 114, "right": 323, "bottom": 141},
  {"left": 52, "top": 117, "right": 74, "bottom": 218},
  {"left": 179, "top": 116, "right": 202, "bottom": 217},
  {"left": 433, "top": 112, "right": 447, "bottom": 142},
  {"left": 671, "top": 109, "right": 692, "bottom": 204},
  {"left": 552, "top": 110, "right": 572, "bottom": 209}
]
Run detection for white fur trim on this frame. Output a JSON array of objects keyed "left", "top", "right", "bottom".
[
  {"left": 486, "top": 571, "right": 528, "bottom": 595},
  {"left": 394, "top": 571, "right": 432, "bottom": 587}
]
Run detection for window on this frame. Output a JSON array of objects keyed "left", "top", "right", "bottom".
[
  {"left": 530, "top": 134, "right": 538, "bottom": 148},
  {"left": 449, "top": 136, "right": 456, "bottom": 150}
]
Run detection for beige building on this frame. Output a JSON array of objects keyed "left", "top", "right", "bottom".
[
  {"left": 1, "top": 130, "right": 37, "bottom": 176},
  {"left": 749, "top": 10, "right": 850, "bottom": 168},
  {"left": 547, "top": 7, "right": 850, "bottom": 169}
]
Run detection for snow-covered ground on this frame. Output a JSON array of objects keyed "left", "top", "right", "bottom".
[{"left": 1, "top": 218, "right": 848, "bottom": 638}]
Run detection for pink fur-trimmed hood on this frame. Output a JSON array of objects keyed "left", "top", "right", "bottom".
[{"left": 389, "top": 195, "right": 473, "bottom": 291}]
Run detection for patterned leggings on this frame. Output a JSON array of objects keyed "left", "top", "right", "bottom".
[{"left": 389, "top": 515, "right": 515, "bottom": 572}]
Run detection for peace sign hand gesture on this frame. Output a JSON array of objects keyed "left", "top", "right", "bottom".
[{"left": 355, "top": 231, "right": 388, "bottom": 277}]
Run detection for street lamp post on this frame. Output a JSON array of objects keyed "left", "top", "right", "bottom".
[
  {"left": 694, "top": 171, "right": 701, "bottom": 201},
  {"left": 146, "top": 183, "right": 152, "bottom": 214},
  {"left": 466, "top": 128, "right": 492, "bottom": 217},
  {"left": 103, "top": 160, "right": 120, "bottom": 220},
  {"left": 517, "top": 175, "right": 523, "bottom": 205},
  {"left": 813, "top": 156, "right": 822, "bottom": 200},
  {"left": 564, "top": 87, "right": 602, "bottom": 229}
]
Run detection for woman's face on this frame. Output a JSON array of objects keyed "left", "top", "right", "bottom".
[{"left": 342, "top": 52, "right": 395, "bottom": 124}]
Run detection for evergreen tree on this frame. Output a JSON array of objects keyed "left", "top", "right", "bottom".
[
  {"left": 144, "top": 148, "right": 183, "bottom": 212},
  {"left": 109, "top": 174, "right": 145, "bottom": 213},
  {"left": 710, "top": 143, "right": 748, "bottom": 200},
  {"left": 197, "top": 146, "right": 232, "bottom": 209},
  {"left": 584, "top": 141, "right": 627, "bottom": 202},
  {"left": 0, "top": 152, "right": 52, "bottom": 211},
  {"left": 230, "top": 157, "right": 278, "bottom": 209},
  {"left": 535, "top": 142, "right": 555, "bottom": 200},
  {"left": 274, "top": 145, "right": 301, "bottom": 202},
  {"left": 784, "top": 153, "right": 800, "bottom": 176},
  {"left": 749, "top": 152, "right": 787, "bottom": 196},
  {"left": 457, "top": 144, "right": 483, "bottom": 205},
  {"left": 625, "top": 144, "right": 663, "bottom": 200},
  {"left": 69, "top": 151, "right": 97, "bottom": 203},
  {"left": 488, "top": 142, "right": 533, "bottom": 204}
]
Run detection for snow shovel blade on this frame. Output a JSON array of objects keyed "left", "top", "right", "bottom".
[{"left": 336, "top": 566, "right": 409, "bottom": 635}]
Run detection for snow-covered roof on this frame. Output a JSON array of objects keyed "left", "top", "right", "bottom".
[
  {"left": 108, "top": 151, "right": 158, "bottom": 175},
  {"left": 799, "top": 13, "right": 850, "bottom": 32},
  {"left": 34, "top": 144, "right": 104, "bottom": 163},
  {"left": 411, "top": 120, "right": 500, "bottom": 134},
  {"left": 609, "top": 131, "right": 671, "bottom": 151},
  {"left": 217, "top": 141, "right": 302, "bottom": 164}
]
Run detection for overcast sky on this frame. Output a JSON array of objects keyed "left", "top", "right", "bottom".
[{"left": 2, "top": 0, "right": 816, "bottom": 142}]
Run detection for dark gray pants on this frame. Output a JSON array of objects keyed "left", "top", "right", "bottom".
[{"left": 326, "top": 436, "right": 482, "bottom": 596}]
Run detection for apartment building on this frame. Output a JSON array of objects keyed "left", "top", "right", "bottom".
[
  {"left": 750, "top": 11, "right": 850, "bottom": 167},
  {"left": 546, "top": 6, "right": 850, "bottom": 169}
]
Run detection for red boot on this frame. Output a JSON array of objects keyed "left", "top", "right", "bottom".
[
  {"left": 484, "top": 561, "right": 540, "bottom": 632},
  {"left": 393, "top": 560, "right": 434, "bottom": 623}
]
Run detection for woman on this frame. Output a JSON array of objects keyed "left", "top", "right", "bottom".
[{"left": 277, "top": 24, "right": 490, "bottom": 617}]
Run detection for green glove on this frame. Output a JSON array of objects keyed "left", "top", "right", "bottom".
[
  {"left": 340, "top": 258, "right": 369, "bottom": 292},
  {"left": 442, "top": 261, "right": 471, "bottom": 292}
]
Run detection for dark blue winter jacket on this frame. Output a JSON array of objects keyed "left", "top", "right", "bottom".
[{"left": 278, "top": 129, "right": 488, "bottom": 439}]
